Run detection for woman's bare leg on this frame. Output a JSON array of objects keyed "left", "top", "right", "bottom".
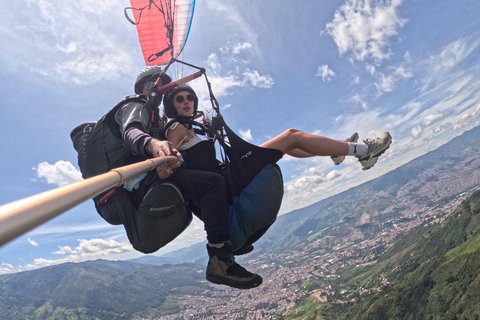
[
  {"left": 285, "top": 149, "right": 315, "bottom": 158},
  {"left": 260, "top": 129, "right": 349, "bottom": 157}
]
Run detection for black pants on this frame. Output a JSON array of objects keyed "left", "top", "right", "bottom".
[{"left": 170, "top": 169, "right": 230, "bottom": 244}]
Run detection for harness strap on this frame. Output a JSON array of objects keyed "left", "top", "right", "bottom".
[
  {"left": 164, "top": 118, "right": 212, "bottom": 138},
  {"left": 147, "top": 101, "right": 163, "bottom": 139}
]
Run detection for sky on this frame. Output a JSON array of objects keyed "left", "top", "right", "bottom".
[{"left": 1, "top": 0, "right": 480, "bottom": 275}]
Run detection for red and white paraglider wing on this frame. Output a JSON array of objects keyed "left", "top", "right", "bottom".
[
  {"left": 172, "top": 1, "right": 194, "bottom": 62},
  {"left": 126, "top": 0, "right": 195, "bottom": 66}
]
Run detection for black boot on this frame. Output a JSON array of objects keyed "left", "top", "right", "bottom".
[
  {"left": 206, "top": 242, "right": 262, "bottom": 289},
  {"left": 233, "top": 244, "right": 254, "bottom": 256}
]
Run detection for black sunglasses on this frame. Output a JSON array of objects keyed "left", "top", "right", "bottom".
[{"left": 175, "top": 93, "right": 195, "bottom": 103}]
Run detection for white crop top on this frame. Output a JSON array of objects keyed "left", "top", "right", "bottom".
[{"left": 165, "top": 122, "right": 203, "bottom": 151}]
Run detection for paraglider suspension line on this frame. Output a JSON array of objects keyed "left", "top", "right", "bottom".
[
  {"left": 165, "top": 58, "right": 236, "bottom": 193},
  {"left": 125, "top": 0, "right": 174, "bottom": 63}
]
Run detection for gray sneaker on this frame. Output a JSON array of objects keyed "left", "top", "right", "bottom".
[
  {"left": 357, "top": 132, "right": 392, "bottom": 170},
  {"left": 331, "top": 132, "right": 359, "bottom": 165}
]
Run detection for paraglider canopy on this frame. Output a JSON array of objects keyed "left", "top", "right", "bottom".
[{"left": 125, "top": 0, "right": 195, "bottom": 66}]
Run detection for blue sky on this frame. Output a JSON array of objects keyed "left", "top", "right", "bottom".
[{"left": 1, "top": 0, "right": 480, "bottom": 274}]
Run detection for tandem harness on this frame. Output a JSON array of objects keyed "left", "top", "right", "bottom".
[
  {"left": 70, "top": 62, "right": 285, "bottom": 253},
  {"left": 70, "top": 94, "right": 192, "bottom": 254},
  {"left": 162, "top": 60, "right": 285, "bottom": 250}
]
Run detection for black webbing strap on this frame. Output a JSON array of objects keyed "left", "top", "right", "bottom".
[{"left": 162, "top": 59, "right": 239, "bottom": 198}]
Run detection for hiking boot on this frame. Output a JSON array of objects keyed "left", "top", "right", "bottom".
[
  {"left": 357, "top": 132, "right": 392, "bottom": 170},
  {"left": 233, "top": 244, "right": 254, "bottom": 256},
  {"left": 206, "top": 242, "right": 263, "bottom": 289},
  {"left": 331, "top": 132, "right": 359, "bottom": 165}
]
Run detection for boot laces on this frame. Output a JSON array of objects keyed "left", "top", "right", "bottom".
[{"left": 226, "top": 253, "right": 236, "bottom": 266}]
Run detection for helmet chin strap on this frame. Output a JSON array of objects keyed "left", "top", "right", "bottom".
[{"left": 146, "top": 85, "right": 163, "bottom": 107}]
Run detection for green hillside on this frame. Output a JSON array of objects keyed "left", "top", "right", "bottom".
[
  {"left": 0, "top": 260, "right": 207, "bottom": 320},
  {"left": 286, "top": 188, "right": 480, "bottom": 320}
]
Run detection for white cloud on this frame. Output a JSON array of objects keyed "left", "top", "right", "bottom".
[
  {"left": 393, "top": 65, "right": 413, "bottom": 79},
  {"left": 278, "top": 154, "right": 302, "bottom": 163},
  {"left": 239, "top": 129, "right": 253, "bottom": 141},
  {"left": 351, "top": 94, "right": 370, "bottom": 111},
  {"left": 54, "top": 49, "right": 133, "bottom": 86},
  {"left": 242, "top": 69, "right": 274, "bottom": 88},
  {"left": 376, "top": 73, "right": 396, "bottom": 93},
  {"left": 282, "top": 157, "right": 362, "bottom": 206},
  {"left": 36, "top": 161, "right": 83, "bottom": 187},
  {"left": 218, "top": 41, "right": 254, "bottom": 63},
  {"left": 326, "top": 170, "right": 341, "bottom": 180},
  {"left": 433, "top": 38, "right": 477, "bottom": 70},
  {"left": 326, "top": 0, "right": 407, "bottom": 62},
  {"left": 2, "top": 0, "right": 135, "bottom": 85},
  {"left": 389, "top": 102, "right": 423, "bottom": 128},
  {"left": 25, "top": 238, "right": 134, "bottom": 270},
  {"left": 475, "top": 105, "right": 480, "bottom": 118},
  {"left": 232, "top": 42, "right": 253, "bottom": 55},
  {"left": 189, "top": 43, "right": 274, "bottom": 111},
  {"left": 207, "top": 53, "right": 222, "bottom": 75},
  {"left": 366, "top": 64, "right": 376, "bottom": 75},
  {"left": 411, "top": 126, "right": 423, "bottom": 139},
  {"left": 285, "top": 174, "right": 324, "bottom": 196},
  {"left": 28, "top": 238, "right": 39, "bottom": 246},
  {"left": 433, "top": 123, "right": 452, "bottom": 134},
  {"left": 284, "top": 165, "right": 333, "bottom": 197},
  {"left": 57, "top": 238, "right": 133, "bottom": 257},
  {"left": 453, "top": 112, "right": 478, "bottom": 131},
  {"left": 422, "top": 37, "right": 480, "bottom": 92},
  {"left": 206, "top": 1, "right": 258, "bottom": 49},
  {"left": 190, "top": 75, "right": 240, "bottom": 112},
  {"left": 25, "top": 258, "right": 57, "bottom": 270},
  {"left": 0, "top": 262, "right": 15, "bottom": 275},
  {"left": 316, "top": 65, "right": 336, "bottom": 82},
  {"left": 192, "top": 69, "right": 273, "bottom": 112},
  {"left": 423, "top": 114, "right": 443, "bottom": 127},
  {"left": 370, "top": 64, "right": 413, "bottom": 95}
]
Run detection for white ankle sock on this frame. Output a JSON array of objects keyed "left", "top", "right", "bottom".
[
  {"left": 347, "top": 142, "right": 368, "bottom": 156},
  {"left": 208, "top": 242, "right": 227, "bottom": 248}
]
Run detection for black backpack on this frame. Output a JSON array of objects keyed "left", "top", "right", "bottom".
[{"left": 70, "top": 95, "right": 192, "bottom": 253}]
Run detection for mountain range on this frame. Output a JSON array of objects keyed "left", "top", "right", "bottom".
[
  {"left": 1, "top": 125, "right": 480, "bottom": 319},
  {"left": 287, "top": 186, "right": 480, "bottom": 319},
  {"left": 0, "top": 260, "right": 207, "bottom": 319}
]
